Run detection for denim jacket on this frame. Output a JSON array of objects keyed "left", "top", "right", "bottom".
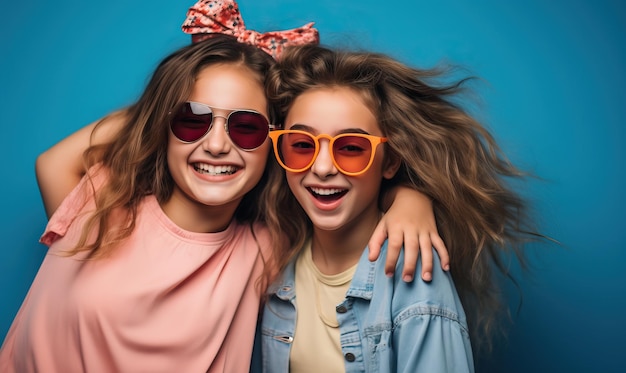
[{"left": 259, "top": 241, "right": 474, "bottom": 373}]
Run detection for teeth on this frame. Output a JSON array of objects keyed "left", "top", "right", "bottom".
[
  {"left": 310, "top": 187, "right": 345, "bottom": 195},
  {"left": 194, "top": 163, "right": 237, "bottom": 175}
]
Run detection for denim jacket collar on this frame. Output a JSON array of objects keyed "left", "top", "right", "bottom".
[
  {"left": 267, "top": 259, "right": 296, "bottom": 301},
  {"left": 344, "top": 249, "right": 377, "bottom": 300}
]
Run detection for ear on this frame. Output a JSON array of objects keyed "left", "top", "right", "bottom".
[{"left": 382, "top": 150, "right": 401, "bottom": 180}]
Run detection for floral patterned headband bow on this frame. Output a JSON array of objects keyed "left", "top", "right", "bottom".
[{"left": 182, "top": 0, "right": 319, "bottom": 59}]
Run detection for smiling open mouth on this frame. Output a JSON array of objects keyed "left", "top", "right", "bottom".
[
  {"left": 193, "top": 163, "right": 238, "bottom": 176},
  {"left": 308, "top": 187, "right": 348, "bottom": 202}
]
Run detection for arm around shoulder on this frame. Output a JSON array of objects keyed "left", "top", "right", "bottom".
[
  {"left": 36, "top": 112, "right": 126, "bottom": 218},
  {"left": 371, "top": 185, "right": 450, "bottom": 282}
]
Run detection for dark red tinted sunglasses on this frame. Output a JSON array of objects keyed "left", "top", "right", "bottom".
[{"left": 170, "top": 102, "right": 273, "bottom": 150}]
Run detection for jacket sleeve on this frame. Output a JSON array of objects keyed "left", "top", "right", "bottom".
[{"left": 394, "top": 307, "right": 474, "bottom": 373}]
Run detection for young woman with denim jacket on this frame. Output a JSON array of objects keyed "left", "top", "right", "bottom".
[{"left": 259, "top": 44, "right": 539, "bottom": 372}]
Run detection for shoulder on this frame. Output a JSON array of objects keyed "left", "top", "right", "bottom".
[
  {"left": 225, "top": 222, "right": 276, "bottom": 271},
  {"left": 40, "top": 165, "right": 110, "bottom": 246},
  {"left": 370, "top": 242, "right": 466, "bottom": 321},
  {"left": 237, "top": 222, "right": 272, "bottom": 255}
]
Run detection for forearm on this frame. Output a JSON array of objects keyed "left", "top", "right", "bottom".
[
  {"left": 380, "top": 184, "right": 431, "bottom": 212},
  {"left": 36, "top": 112, "right": 125, "bottom": 218}
]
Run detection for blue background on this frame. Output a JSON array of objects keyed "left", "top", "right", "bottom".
[{"left": 1, "top": 0, "right": 624, "bottom": 371}]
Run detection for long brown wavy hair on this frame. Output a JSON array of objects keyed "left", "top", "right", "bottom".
[
  {"left": 263, "top": 44, "right": 542, "bottom": 353},
  {"left": 69, "top": 35, "right": 284, "bottom": 285}
]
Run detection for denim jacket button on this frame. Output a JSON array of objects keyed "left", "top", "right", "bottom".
[
  {"left": 344, "top": 353, "right": 356, "bottom": 362},
  {"left": 336, "top": 305, "right": 348, "bottom": 313}
]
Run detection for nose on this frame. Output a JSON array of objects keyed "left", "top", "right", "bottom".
[
  {"left": 310, "top": 140, "right": 338, "bottom": 178},
  {"left": 201, "top": 115, "right": 231, "bottom": 155}
]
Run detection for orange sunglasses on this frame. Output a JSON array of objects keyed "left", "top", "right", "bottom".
[{"left": 268, "top": 130, "right": 388, "bottom": 176}]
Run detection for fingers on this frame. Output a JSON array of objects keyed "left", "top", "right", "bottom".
[
  {"left": 401, "top": 233, "right": 419, "bottom": 282},
  {"left": 384, "top": 234, "right": 403, "bottom": 279},
  {"left": 368, "top": 199, "right": 450, "bottom": 283},
  {"left": 431, "top": 234, "right": 450, "bottom": 271},
  {"left": 368, "top": 222, "right": 387, "bottom": 261},
  {"left": 418, "top": 236, "right": 434, "bottom": 282}
]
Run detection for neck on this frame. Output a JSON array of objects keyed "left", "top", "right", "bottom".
[
  {"left": 160, "top": 193, "right": 240, "bottom": 233},
  {"left": 310, "top": 207, "right": 381, "bottom": 275}
]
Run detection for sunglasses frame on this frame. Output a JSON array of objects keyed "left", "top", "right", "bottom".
[
  {"left": 170, "top": 101, "right": 274, "bottom": 151},
  {"left": 268, "top": 129, "right": 388, "bottom": 176}
]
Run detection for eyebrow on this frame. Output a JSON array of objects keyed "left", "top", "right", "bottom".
[{"left": 288, "top": 123, "right": 370, "bottom": 135}]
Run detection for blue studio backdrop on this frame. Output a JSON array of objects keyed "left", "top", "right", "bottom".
[{"left": 0, "top": 1, "right": 624, "bottom": 372}]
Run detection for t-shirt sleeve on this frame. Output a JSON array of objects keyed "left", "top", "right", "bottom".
[{"left": 39, "top": 165, "right": 106, "bottom": 247}]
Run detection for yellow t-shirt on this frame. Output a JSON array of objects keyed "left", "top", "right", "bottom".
[{"left": 290, "top": 241, "right": 357, "bottom": 373}]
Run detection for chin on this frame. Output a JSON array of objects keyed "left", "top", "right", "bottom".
[{"left": 309, "top": 219, "right": 347, "bottom": 232}]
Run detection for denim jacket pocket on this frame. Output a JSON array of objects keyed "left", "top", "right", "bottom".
[{"left": 364, "top": 326, "right": 393, "bottom": 372}]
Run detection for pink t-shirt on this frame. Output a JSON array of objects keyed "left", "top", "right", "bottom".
[{"left": 0, "top": 169, "right": 271, "bottom": 372}]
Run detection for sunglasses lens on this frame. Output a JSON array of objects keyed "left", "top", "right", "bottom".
[
  {"left": 277, "top": 132, "right": 317, "bottom": 171},
  {"left": 170, "top": 102, "right": 212, "bottom": 142},
  {"left": 171, "top": 103, "right": 269, "bottom": 149},
  {"left": 228, "top": 111, "right": 269, "bottom": 150},
  {"left": 332, "top": 135, "right": 373, "bottom": 174}
]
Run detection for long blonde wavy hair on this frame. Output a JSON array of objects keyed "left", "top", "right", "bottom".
[{"left": 263, "top": 44, "right": 542, "bottom": 353}]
